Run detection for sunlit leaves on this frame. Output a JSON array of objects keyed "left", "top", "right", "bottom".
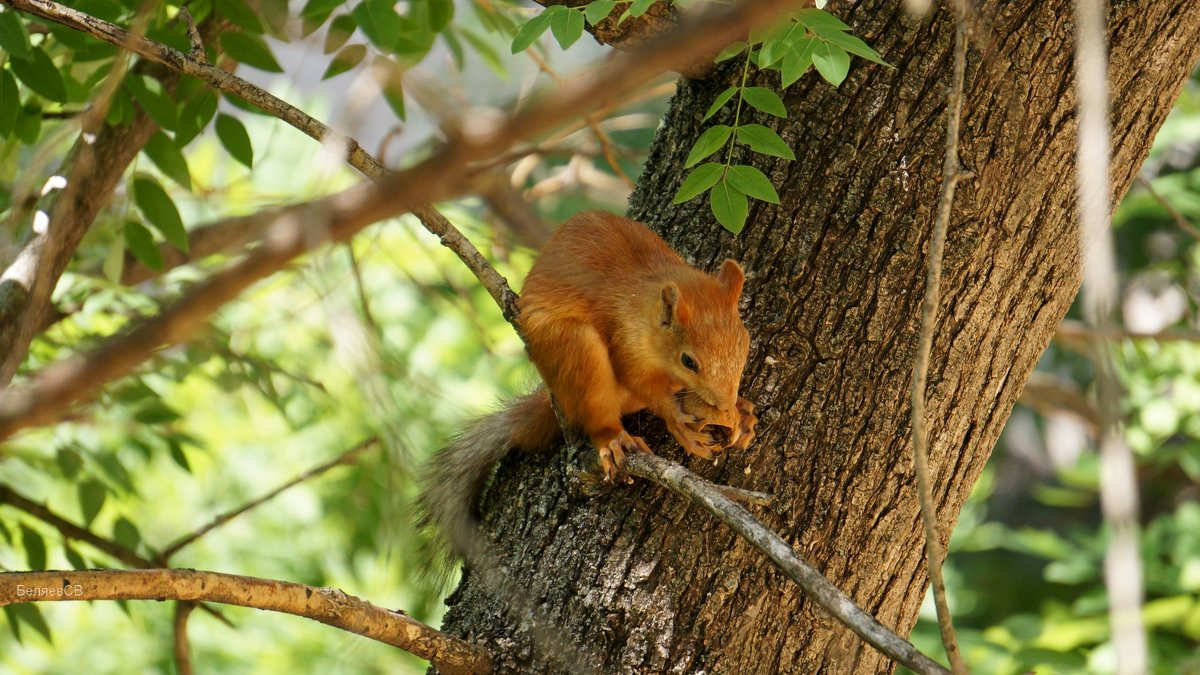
[
  {"left": 741, "top": 87, "right": 787, "bottom": 118},
  {"left": 10, "top": 46, "right": 68, "bottom": 103},
  {"left": 124, "top": 220, "right": 164, "bottom": 272},
  {"left": 221, "top": 32, "right": 284, "bottom": 72},
  {"left": 0, "top": 9, "right": 33, "bottom": 61},
  {"left": 132, "top": 176, "right": 187, "bottom": 253},
  {"left": 709, "top": 179, "right": 748, "bottom": 234},
  {"left": 215, "top": 113, "right": 254, "bottom": 168}
]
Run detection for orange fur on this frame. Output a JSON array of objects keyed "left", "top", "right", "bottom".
[{"left": 518, "top": 211, "right": 755, "bottom": 477}]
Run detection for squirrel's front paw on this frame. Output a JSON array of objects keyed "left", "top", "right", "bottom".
[
  {"left": 730, "top": 397, "right": 757, "bottom": 451},
  {"left": 598, "top": 431, "right": 651, "bottom": 483}
]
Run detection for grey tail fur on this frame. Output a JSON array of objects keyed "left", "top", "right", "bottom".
[{"left": 416, "top": 390, "right": 560, "bottom": 585}]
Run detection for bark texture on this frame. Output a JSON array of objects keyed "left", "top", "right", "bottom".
[{"left": 441, "top": 1, "right": 1200, "bottom": 673}]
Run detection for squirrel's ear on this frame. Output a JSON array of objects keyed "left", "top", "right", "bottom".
[
  {"left": 718, "top": 259, "right": 745, "bottom": 299},
  {"left": 660, "top": 282, "right": 690, "bottom": 327}
]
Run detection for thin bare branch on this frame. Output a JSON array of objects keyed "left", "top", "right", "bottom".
[
  {"left": 173, "top": 602, "right": 196, "bottom": 675},
  {"left": 0, "top": 484, "right": 234, "bottom": 627},
  {"left": 908, "top": 10, "right": 970, "bottom": 674},
  {"left": 1134, "top": 174, "right": 1200, "bottom": 242},
  {"left": 624, "top": 453, "right": 950, "bottom": 675},
  {"left": 161, "top": 438, "right": 380, "bottom": 560},
  {"left": 0, "top": 569, "right": 493, "bottom": 675},
  {"left": 0, "top": 485, "right": 157, "bottom": 568}
]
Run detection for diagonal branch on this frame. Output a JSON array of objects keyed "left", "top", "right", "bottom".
[
  {"left": 908, "top": 8, "right": 970, "bottom": 674},
  {"left": 0, "top": 569, "right": 493, "bottom": 675},
  {"left": 0, "top": 0, "right": 803, "bottom": 441},
  {"left": 161, "top": 438, "right": 380, "bottom": 560},
  {"left": 624, "top": 453, "right": 950, "bottom": 675}
]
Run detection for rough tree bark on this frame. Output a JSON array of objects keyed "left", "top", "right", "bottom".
[{"left": 441, "top": 1, "right": 1200, "bottom": 673}]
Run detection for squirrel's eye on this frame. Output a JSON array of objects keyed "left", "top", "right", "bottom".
[{"left": 681, "top": 353, "right": 699, "bottom": 373}]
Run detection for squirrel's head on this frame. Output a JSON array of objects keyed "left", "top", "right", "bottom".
[{"left": 656, "top": 259, "right": 749, "bottom": 414}]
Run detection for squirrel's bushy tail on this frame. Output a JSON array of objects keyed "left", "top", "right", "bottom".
[{"left": 416, "top": 389, "right": 560, "bottom": 581}]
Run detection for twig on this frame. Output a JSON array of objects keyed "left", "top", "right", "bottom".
[
  {"left": 712, "top": 483, "right": 775, "bottom": 508},
  {"left": 623, "top": 453, "right": 950, "bottom": 675},
  {"left": 0, "top": 486, "right": 156, "bottom": 568},
  {"left": 173, "top": 602, "right": 196, "bottom": 675},
  {"left": 0, "top": 569, "right": 493, "bottom": 675},
  {"left": 908, "top": 10, "right": 969, "bottom": 675},
  {"left": 176, "top": 6, "right": 207, "bottom": 64},
  {"left": 1134, "top": 174, "right": 1200, "bottom": 242},
  {"left": 161, "top": 438, "right": 379, "bottom": 559},
  {"left": 0, "top": 485, "right": 234, "bottom": 628},
  {"left": 1074, "top": 0, "right": 1147, "bottom": 672},
  {"left": 0, "top": 0, "right": 799, "bottom": 441}
]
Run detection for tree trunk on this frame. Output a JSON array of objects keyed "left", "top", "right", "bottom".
[{"left": 440, "top": 1, "right": 1200, "bottom": 672}]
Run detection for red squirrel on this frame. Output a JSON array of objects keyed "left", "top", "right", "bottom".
[{"left": 418, "top": 211, "right": 756, "bottom": 562}]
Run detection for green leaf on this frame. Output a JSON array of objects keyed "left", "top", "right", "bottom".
[
  {"left": 703, "top": 86, "right": 737, "bottom": 121},
  {"left": 98, "top": 454, "right": 135, "bottom": 493},
  {"left": 215, "top": 0, "right": 263, "bottom": 34},
  {"left": 374, "top": 56, "right": 406, "bottom": 120},
  {"left": 55, "top": 446, "right": 83, "bottom": 479},
  {"left": 64, "top": 544, "right": 87, "bottom": 570},
  {"left": 742, "top": 86, "right": 787, "bottom": 118},
  {"left": 511, "top": 11, "right": 552, "bottom": 53},
  {"left": 134, "top": 400, "right": 181, "bottom": 425},
  {"left": 726, "top": 164, "right": 780, "bottom": 204},
  {"left": 673, "top": 162, "right": 724, "bottom": 204},
  {"left": 324, "top": 14, "right": 357, "bottom": 53},
  {"left": 220, "top": 32, "right": 284, "bottom": 72},
  {"left": 8, "top": 604, "right": 51, "bottom": 644},
  {"left": 353, "top": 0, "right": 402, "bottom": 52},
  {"left": 737, "top": 124, "right": 795, "bottom": 160},
  {"left": 169, "top": 438, "right": 192, "bottom": 472},
  {"left": 175, "top": 91, "right": 219, "bottom": 147},
  {"left": 624, "top": 0, "right": 654, "bottom": 20},
  {"left": 323, "top": 43, "right": 367, "bottom": 79},
  {"left": 10, "top": 46, "right": 68, "bottom": 103},
  {"left": 124, "top": 220, "right": 164, "bottom": 272},
  {"left": 795, "top": 8, "right": 852, "bottom": 33},
  {"left": 812, "top": 41, "right": 850, "bottom": 86},
  {"left": 584, "top": 0, "right": 616, "bottom": 25},
  {"left": 684, "top": 124, "right": 732, "bottom": 168},
  {"left": 15, "top": 103, "right": 41, "bottom": 144},
  {"left": 215, "top": 113, "right": 254, "bottom": 168},
  {"left": 550, "top": 6, "right": 585, "bottom": 50},
  {"left": 301, "top": 0, "right": 343, "bottom": 21},
  {"left": 710, "top": 179, "right": 749, "bottom": 233},
  {"left": 781, "top": 37, "right": 816, "bottom": 87},
  {"left": 105, "top": 87, "right": 135, "bottom": 126},
  {"left": 714, "top": 40, "right": 747, "bottom": 63},
  {"left": 816, "top": 27, "right": 888, "bottom": 66},
  {"left": 124, "top": 74, "right": 178, "bottom": 131},
  {"left": 78, "top": 480, "right": 107, "bottom": 526},
  {"left": 21, "top": 524, "right": 47, "bottom": 570},
  {"left": 0, "top": 70, "right": 19, "bottom": 139},
  {"left": 459, "top": 27, "right": 507, "bottom": 79},
  {"left": 142, "top": 132, "right": 192, "bottom": 189},
  {"left": 113, "top": 517, "right": 141, "bottom": 551},
  {"left": 755, "top": 22, "right": 803, "bottom": 68},
  {"left": 0, "top": 9, "right": 33, "bottom": 61},
  {"left": 102, "top": 234, "right": 124, "bottom": 283},
  {"left": 133, "top": 176, "right": 187, "bottom": 252}
]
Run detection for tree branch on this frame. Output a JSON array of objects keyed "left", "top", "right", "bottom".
[
  {"left": 623, "top": 453, "right": 950, "bottom": 675},
  {"left": 908, "top": 9, "right": 970, "bottom": 674},
  {"left": 0, "top": 569, "right": 493, "bottom": 675},
  {"left": 0, "top": 0, "right": 802, "bottom": 441},
  {"left": 160, "top": 438, "right": 380, "bottom": 560}
]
